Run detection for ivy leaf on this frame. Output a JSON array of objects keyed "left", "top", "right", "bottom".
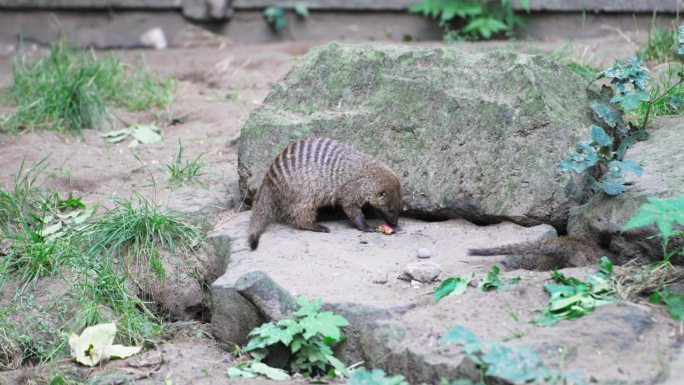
[
  {"left": 433, "top": 273, "right": 473, "bottom": 303},
  {"left": 347, "top": 368, "right": 409, "bottom": 385},
  {"left": 590, "top": 100, "right": 621, "bottom": 128},
  {"left": 441, "top": 325, "right": 479, "bottom": 345},
  {"left": 589, "top": 125, "right": 612, "bottom": 147},
  {"left": 462, "top": 17, "right": 509, "bottom": 39},
  {"left": 482, "top": 344, "right": 544, "bottom": 383},
  {"left": 250, "top": 362, "right": 291, "bottom": 380},
  {"left": 294, "top": 3, "right": 309, "bottom": 17},
  {"left": 478, "top": 265, "right": 504, "bottom": 292},
  {"left": 263, "top": 6, "right": 287, "bottom": 30},
  {"left": 623, "top": 195, "right": 684, "bottom": 240},
  {"left": 293, "top": 296, "right": 322, "bottom": 317},
  {"left": 611, "top": 90, "right": 650, "bottom": 110},
  {"left": 300, "top": 311, "right": 348, "bottom": 341}
]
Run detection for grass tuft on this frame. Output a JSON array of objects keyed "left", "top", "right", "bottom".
[
  {"left": 1, "top": 41, "right": 176, "bottom": 134},
  {"left": 637, "top": 26, "right": 678, "bottom": 64},
  {"left": 166, "top": 140, "right": 205, "bottom": 186},
  {"left": 79, "top": 193, "right": 202, "bottom": 277}
]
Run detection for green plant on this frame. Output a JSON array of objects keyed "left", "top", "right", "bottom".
[
  {"left": 263, "top": 3, "right": 309, "bottom": 31},
  {"left": 79, "top": 192, "right": 202, "bottom": 277},
  {"left": 234, "top": 297, "right": 349, "bottom": 377},
  {"left": 535, "top": 257, "right": 615, "bottom": 326},
  {"left": 434, "top": 273, "right": 473, "bottom": 303},
  {"left": 346, "top": 368, "right": 409, "bottom": 385},
  {"left": 637, "top": 24, "right": 678, "bottom": 63},
  {"left": 409, "top": 0, "right": 530, "bottom": 40},
  {"left": 166, "top": 140, "right": 205, "bottom": 186},
  {"left": 2, "top": 41, "right": 176, "bottom": 134},
  {"left": 558, "top": 57, "right": 649, "bottom": 196},
  {"left": 649, "top": 287, "right": 684, "bottom": 320},
  {"left": 478, "top": 265, "right": 504, "bottom": 291},
  {"left": 71, "top": 254, "right": 163, "bottom": 347},
  {"left": 623, "top": 195, "right": 684, "bottom": 263},
  {"left": 441, "top": 326, "right": 584, "bottom": 385}
]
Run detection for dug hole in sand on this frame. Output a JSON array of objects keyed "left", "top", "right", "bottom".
[{"left": 209, "top": 213, "right": 679, "bottom": 384}]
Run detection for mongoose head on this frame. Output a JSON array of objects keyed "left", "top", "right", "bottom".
[{"left": 368, "top": 170, "right": 402, "bottom": 228}]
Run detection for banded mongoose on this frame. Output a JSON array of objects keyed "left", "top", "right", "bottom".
[
  {"left": 248, "top": 137, "right": 402, "bottom": 250},
  {"left": 467, "top": 236, "right": 612, "bottom": 271}
]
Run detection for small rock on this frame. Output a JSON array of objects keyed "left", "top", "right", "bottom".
[
  {"left": 410, "top": 280, "right": 422, "bottom": 288},
  {"left": 139, "top": 27, "right": 168, "bottom": 50},
  {"left": 417, "top": 247, "right": 431, "bottom": 259},
  {"left": 403, "top": 261, "right": 441, "bottom": 283},
  {"left": 372, "top": 273, "right": 388, "bottom": 284}
]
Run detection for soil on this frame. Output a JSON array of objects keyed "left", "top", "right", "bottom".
[{"left": 0, "top": 30, "right": 680, "bottom": 384}]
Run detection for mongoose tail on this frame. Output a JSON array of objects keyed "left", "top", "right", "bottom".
[
  {"left": 468, "top": 237, "right": 606, "bottom": 270},
  {"left": 248, "top": 181, "right": 277, "bottom": 250},
  {"left": 468, "top": 238, "right": 574, "bottom": 258}
]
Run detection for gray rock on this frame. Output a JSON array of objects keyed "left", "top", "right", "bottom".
[
  {"left": 234, "top": 271, "right": 298, "bottom": 320},
  {"left": 416, "top": 247, "right": 431, "bottom": 259},
  {"left": 211, "top": 286, "right": 264, "bottom": 346},
  {"left": 138, "top": 27, "right": 167, "bottom": 49},
  {"left": 238, "top": 42, "right": 592, "bottom": 229},
  {"left": 403, "top": 261, "right": 441, "bottom": 283},
  {"left": 568, "top": 119, "right": 684, "bottom": 264}
]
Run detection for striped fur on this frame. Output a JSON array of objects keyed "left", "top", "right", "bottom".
[{"left": 248, "top": 137, "right": 402, "bottom": 250}]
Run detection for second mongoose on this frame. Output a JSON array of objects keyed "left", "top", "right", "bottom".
[
  {"left": 467, "top": 236, "right": 611, "bottom": 271},
  {"left": 248, "top": 137, "right": 402, "bottom": 250}
]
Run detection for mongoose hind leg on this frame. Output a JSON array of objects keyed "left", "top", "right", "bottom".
[
  {"left": 342, "top": 204, "right": 373, "bottom": 232},
  {"left": 286, "top": 201, "right": 331, "bottom": 233}
]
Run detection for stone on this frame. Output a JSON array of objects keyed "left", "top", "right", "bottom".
[
  {"left": 139, "top": 27, "right": 167, "bottom": 50},
  {"left": 372, "top": 273, "right": 388, "bottom": 284},
  {"left": 403, "top": 261, "right": 441, "bottom": 283},
  {"left": 416, "top": 247, "right": 431, "bottom": 259},
  {"left": 568, "top": 119, "right": 684, "bottom": 264},
  {"left": 234, "top": 271, "right": 298, "bottom": 320},
  {"left": 238, "top": 42, "right": 592, "bottom": 230}
]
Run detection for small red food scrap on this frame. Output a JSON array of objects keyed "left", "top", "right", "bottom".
[{"left": 377, "top": 223, "right": 395, "bottom": 235}]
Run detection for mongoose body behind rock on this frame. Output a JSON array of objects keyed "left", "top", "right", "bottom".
[
  {"left": 248, "top": 137, "right": 402, "bottom": 250},
  {"left": 467, "top": 236, "right": 611, "bottom": 271}
]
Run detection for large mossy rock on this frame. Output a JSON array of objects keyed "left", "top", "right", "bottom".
[
  {"left": 238, "top": 42, "right": 592, "bottom": 228},
  {"left": 569, "top": 119, "right": 684, "bottom": 264}
]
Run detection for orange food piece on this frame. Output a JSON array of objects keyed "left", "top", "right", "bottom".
[{"left": 377, "top": 223, "right": 395, "bottom": 235}]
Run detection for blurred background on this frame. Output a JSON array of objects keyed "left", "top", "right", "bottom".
[{"left": 0, "top": 0, "right": 680, "bottom": 51}]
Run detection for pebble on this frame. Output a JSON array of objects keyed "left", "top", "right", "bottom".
[
  {"left": 403, "top": 261, "right": 442, "bottom": 283},
  {"left": 372, "top": 273, "right": 388, "bottom": 285},
  {"left": 417, "top": 247, "right": 431, "bottom": 259}
]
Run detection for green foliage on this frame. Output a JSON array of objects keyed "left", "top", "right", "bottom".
[
  {"left": 166, "top": 140, "right": 205, "bottom": 186},
  {"left": 434, "top": 273, "right": 473, "bottom": 303},
  {"left": 637, "top": 25, "right": 678, "bottom": 63},
  {"left": 1, "top": 41, "right": 176, "bottom": 134},
  {"left": 649, "top": 287, "right": 684, "bottom": 320},
  {"left": 240, "top": 296, "right": 349, "bottom": 377},
  {"left": 624, "top": 195, "right": 684, "bottom": 263},
  {"left": 558, "top": 57, "right": 649, "bottom": 196},
  {"left": 535, "top": 257, "right": 615, "bottom": 327},
  {"left": 434, "top": 267, "right": 519, "bottom": 302},
  {"left": 78, "top": 192, "right": 202, "bottom": 277},
  {"left": 478, "top": 265, "right": 504, "bottom": 292},
  {"left": 263, "top": 3, "right": 309, "bottom": 31},
  {"left": 410, "top": 0, "right": 530, "bottom": 40},
  {"left": 346, "top": 368, "right": 409, "bottom": 385},
  {"left": 441, "top": 325, "right": 584, "bottom": 385}
]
